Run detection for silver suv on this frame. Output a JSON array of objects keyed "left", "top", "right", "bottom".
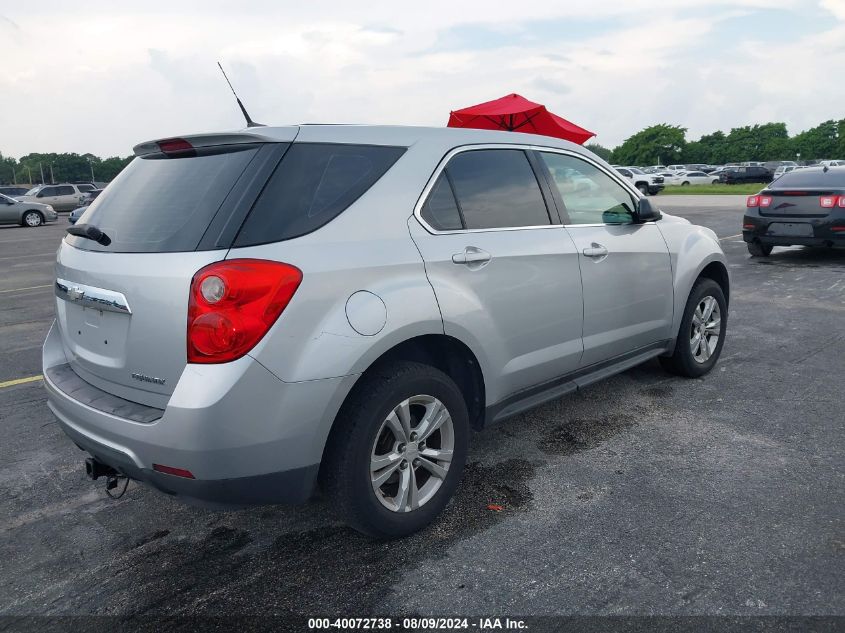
[{"left": 43, "top": 125, "right": 729, "bottom": 538}]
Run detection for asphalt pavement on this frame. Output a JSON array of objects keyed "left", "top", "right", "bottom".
[{"left": 0, "top": 199, "right": 842, "bottom": 620}]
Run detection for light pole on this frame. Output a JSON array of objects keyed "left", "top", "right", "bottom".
[{"left": 88, "top": 157, "right": 95, "bottom": 183}]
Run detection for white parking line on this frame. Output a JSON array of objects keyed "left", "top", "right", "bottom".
[
  {"left": 719, "top": 234, "right": 742, "bottom": 241},
  {"left": 0, "top": 284, "right": 52, "bottom": 294},
  {"left": 0, "top": 252, "right": 55, "bottom": 261}
]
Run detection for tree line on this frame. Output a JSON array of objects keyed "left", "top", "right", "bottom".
[
  {"left": 0, "top": 152, "right": 133, "bottom": 186},
  {"left": 586, "top": 118, "right": 845, "bottom": 166},
  {"left": 3, "top": 117, "right": 843, "bottom": 185}
]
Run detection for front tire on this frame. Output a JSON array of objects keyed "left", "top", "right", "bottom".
[
  {"left": 660, "top": 278, "right": 727, "bottom": 378},
  {"left": 321, "top": 361, "right": 469, "bottom": 539},
  {"left": 637, "top": 183, "right": 649, "bottom": 195},
  {"left": 22, "top": 211, "right": 43, "bottom": 227},
  {"left": 747, "top": 242, "right": 773, "bottom": 257}
]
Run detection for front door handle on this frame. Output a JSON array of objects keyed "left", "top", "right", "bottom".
[
  {"left": 452, "top": 246, "right": 491, "bottom": 267},
  {"left": 582, "top": 243, "right": 609, "bottom": 258}
]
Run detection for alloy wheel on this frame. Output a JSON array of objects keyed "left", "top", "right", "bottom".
[
  {"left": 690, "top": 296, "right": 721, "bottom": 363},
  {"left": 370, "top": 394, "right": 454, "bottom": 513}
]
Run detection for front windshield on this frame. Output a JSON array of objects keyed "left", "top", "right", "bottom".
[
  {"left": 0, "top": 193, "right": 13, "bottom": 203},
  {"left": 24, "top": 186, "right": 42, "bottom": 196},
  {"left": 628, "top": 168, "right": 644, "bottom": 174}
]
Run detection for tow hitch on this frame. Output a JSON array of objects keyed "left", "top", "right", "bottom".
[{"left": 85, "top": 457, "right": 129, "bottom": 498}]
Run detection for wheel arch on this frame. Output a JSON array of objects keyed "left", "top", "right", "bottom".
[
  {"left": 697, "top": 260, "right": 730, "bottom": 307},
  {"left": 338, "top": 334, "right": 486, "bottom": 431}
]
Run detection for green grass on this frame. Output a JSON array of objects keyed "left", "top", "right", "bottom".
[{"left": 660, "top": 183, "right": 766, "bottom": 195}]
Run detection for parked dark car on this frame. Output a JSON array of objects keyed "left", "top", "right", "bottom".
[
  {"left": 720, "top": 166, "right": 772, "bottom": 184},
  {"left": 0, "top": 186, "right": 31, "bottom": 197},
  {"left": 742, "top": 166, "right": 845, "bottom": 256}
]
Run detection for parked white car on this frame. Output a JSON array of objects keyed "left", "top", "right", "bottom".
[{"left": 674, "top": 171, "right": 720, "bottom": 186}]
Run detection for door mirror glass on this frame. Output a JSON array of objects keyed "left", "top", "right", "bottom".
[{"left": 636, "top": 198, "right": 662, "bottom": 222}]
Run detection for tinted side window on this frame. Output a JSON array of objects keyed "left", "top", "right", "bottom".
[
  {"left": 540, "top": 152, "right": 635, "bottom": 225},
  {"left": 39, "top": 187, "right": 57, "bottom": 197},
  {"left": 55, "top": 186, "right": 75, "bottom": 195},
  {"left": 77, "top": 184, "right": 95, "bottom": 192},
  {"left": 445, "top": 149, "right": 549, "bottom": 230},
  {"left": 235, "top": 143, "right": 405, "bottom": 246},
  {"left": 420, "top": 173, "right": 463, "bottom": 231}
]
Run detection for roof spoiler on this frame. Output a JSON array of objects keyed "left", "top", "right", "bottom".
[{"left": 133, "top": 129, "right": 299, "bottom": 157}]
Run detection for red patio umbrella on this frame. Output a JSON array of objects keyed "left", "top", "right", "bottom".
[{"left": 447, "top": 93, "right": 595, "bottom": 145}]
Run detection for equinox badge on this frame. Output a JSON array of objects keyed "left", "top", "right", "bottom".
[{"left": 131, "top": 372, "right": 166, "bottom": 385}]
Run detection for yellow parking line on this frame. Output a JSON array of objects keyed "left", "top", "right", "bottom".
[
  {"left": 0, "top": 375, "right": 43, "bottom": 389},
  {"left": 0, "top": 284, "right": 53, "bottom": 294},
  {"left": 719, "top": 234, "right": 742, "bottom": 241}
]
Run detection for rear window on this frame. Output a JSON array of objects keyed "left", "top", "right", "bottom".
[
  {"left": 771, "top": 168, "right": 845, "bottom": 188},
  {"left": 67, "top": 145, "right": 262, "bottom": 253},
  {"left": 233, "top": 143, "right": 405, "bottom": 247}
]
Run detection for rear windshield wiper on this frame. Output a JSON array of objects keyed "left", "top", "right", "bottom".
[{"left": 67, "top": 223, "right": 111, "bottom": 246}]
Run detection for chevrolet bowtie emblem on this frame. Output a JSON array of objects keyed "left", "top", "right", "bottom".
[{"left": 67, "top": 287, "right": 85, "bottom": 301}]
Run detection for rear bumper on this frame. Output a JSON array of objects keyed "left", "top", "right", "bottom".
[
  {"left": 43, "top": 322, "right": 358, "bottom": 506},
  {"left": 742, "top": 213, "right": 845, "bottom": 247},
  {"left": 742, "top": 233, "right": 844, "bottom": 247}
]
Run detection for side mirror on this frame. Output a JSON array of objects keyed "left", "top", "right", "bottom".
[{"left": 636, "top": 197, "right": 662, "bottom": 222}]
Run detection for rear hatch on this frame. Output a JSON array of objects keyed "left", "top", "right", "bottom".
[
  {"left": 55, "top": 131, "right": 294, "bottom": 407},
  {"left": 759, "top": 189, "right": 836, "bottom": 217},
  {"left": 759, "top": 167, "right": 845, "bottom": 218}
]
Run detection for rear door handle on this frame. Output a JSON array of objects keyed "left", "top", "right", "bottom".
[
  {"left": 582, "top": 243, "right": 609, "bottom": 258},
  {"left": 452, "top": 246, "right": 491, "bottom": 266}
]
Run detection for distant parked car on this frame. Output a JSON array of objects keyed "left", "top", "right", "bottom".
[
  {"left": 0, "top": 192, "right": 58, "bottom": 227},
  {"left": 666, "top": 164, "right": 686, "bottom": 172},
  {"left": 615, "top": 167, "right": 665, "bottom": 195},
  {"left": 68, "top": 205, "right": 89, "bottom": 225},
  {"left": 819, "top": 160, "right": 845, "bottom": 167},
  {"left": 675, "top": 171, "right": 720, "bottom": 186},
  {"left": 0, "top": 186, "right": 30, "bottom": 197},
  {"left": 743, "top": 166, "right": 845, "bottom": 256},
  {"left": 719, "top": 166, "right": 772, "bottom": 184},
  {"left": 773, "top": 165, "right": 800, "bottom": 180},
  {"left": 81, "top": 189, "right": 103, "bottom": 205},
  {"left": 17, "top": 184, "right": 87, "bottom": 211}
]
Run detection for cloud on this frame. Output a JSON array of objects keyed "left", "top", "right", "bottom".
[{"left": 0, "top": 0, "right": 839, "bottom": 157}]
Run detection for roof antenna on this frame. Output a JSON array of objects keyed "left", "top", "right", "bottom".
[{"left": 217, "top": 61, "right": 264, "bottom": 128}]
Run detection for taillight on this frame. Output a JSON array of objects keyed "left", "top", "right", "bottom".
[
  {"left": 759, "top": 195, "right": 773, "bottom": 207},
  {"left": 820, "top": 195, "right": 838, "bottom": 208},
  {"left": 747, "top": 195, "right": 760, "bottom": 207},
  {"left": 839, "top": 196, "right": 845, "bottom": 208},
  {"left": 187, "top": 259, "right": 302, "bottom": 364}
]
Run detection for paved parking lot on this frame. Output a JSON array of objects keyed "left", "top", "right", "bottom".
[{"left": 1, "top": 197, "right": 843, "bottom": 618}]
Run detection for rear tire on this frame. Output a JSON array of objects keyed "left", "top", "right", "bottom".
[
  {"left": 22, "top": 211, "right": 43, "bottom": 227},
  {"left": 681, "top": 181, "right": 690, "bottom": 186},
  {"left": 659, "top": 278, "right": 727, "bottom": 378},
  {"left": 747, "top": 242, "right": 773, "bottom": 257},
  {"left": 321, "top": 361, "right": 469, "bottom": 539}
]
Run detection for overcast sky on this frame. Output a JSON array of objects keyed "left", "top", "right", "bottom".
[{"left": 2, "top": 0, "right": 844, "bottom": 158}]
